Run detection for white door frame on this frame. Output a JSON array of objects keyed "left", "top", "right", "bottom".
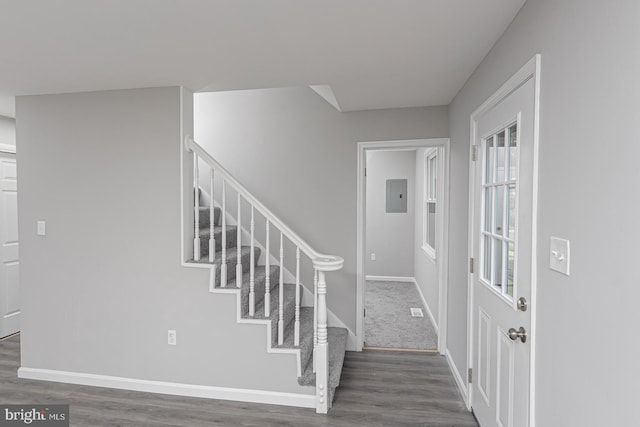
[
  {"left": 466, "top": 54, "right": 541, "bottom": 425},
  {"left": 357, "top": 138, "right": 450, "bottom": 354}
]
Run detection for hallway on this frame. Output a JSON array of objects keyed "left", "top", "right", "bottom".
[{"left": 0, "top": 335, "right": 475, "bottom": 426}]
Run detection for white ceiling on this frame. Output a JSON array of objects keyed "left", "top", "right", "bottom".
[{"left": 0, "top": 0, "right": 526, "bottom": 115}]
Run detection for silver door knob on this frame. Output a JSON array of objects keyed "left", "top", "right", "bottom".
[{"left": 508, "top": 327, "right": 527, "bottom": 343}]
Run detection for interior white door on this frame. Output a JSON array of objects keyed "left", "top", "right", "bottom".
[
  {"left": 471, "top": 76, "right": 535, "bottom": 427},
  {"left": 0, "top": 152, "right": 19, "bottom": 338}
]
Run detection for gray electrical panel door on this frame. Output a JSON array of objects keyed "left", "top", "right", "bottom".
[{"left": 386, "top": 179, "right": 408, "bottom": 213}]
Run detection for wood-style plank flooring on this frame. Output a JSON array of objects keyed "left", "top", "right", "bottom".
[{"left": 0, "top": 335, "right": 477, "bottom": 426}]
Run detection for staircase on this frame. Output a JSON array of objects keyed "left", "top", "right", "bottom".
[{"left": 184, "top": 136, "right": 348, "bottom": 413}]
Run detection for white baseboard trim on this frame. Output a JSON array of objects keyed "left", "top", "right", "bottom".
[
  {"left": 365, "top": 275, "right": 415, "bottom": 283},
  {"left": 411, "top": 278, "right": 439, "bottom": 336},
  {"left": 17, "top": 367, "right": 315, "bottom": 409},
  {"left": 445, "top": 349, "right": 468, "bottom": 406}
]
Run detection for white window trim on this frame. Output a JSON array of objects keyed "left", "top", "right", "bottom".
[{"left": 422, "top": 148, "right": 438, "bottom": 260}]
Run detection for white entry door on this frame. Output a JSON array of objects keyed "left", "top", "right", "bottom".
[
  {"left": 0, "top": 152, "right": 19, "bottom": 338},
  {"left": 471, "top": 70, "right": 537, "bottom": 427}
]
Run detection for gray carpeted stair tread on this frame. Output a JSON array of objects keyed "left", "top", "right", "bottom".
[
  {"left": 246, "top": 283, "right": 297, "bottom": 346},
  {"left": 188, "top": 245, "right": 258, "bottom": 266},
  {"left": 275, "top": 306, "right": 313, "bottom": 348},
  {"left": 297, "top": 327, "right": 349, "bottom": 404},
  {"left": 188, "top": 246, "right": 260, "bottom": 285},
  {"left": 237, "top": 266, "right": 280, "bottom": 314},
  {"left": 276, "top": 307, "right": 314, "bottom": 380},
  {"left": 198, "top": 225, "right": 238, "bottom": 256},
  {"left": 198, "top": 206, "right": 221, "bottom": 229}
]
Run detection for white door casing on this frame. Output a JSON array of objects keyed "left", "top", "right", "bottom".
[
  {"left": 468, "top": 55, "right": 540, "bottom": 427},
  {"left": 0, "top": 152, "right": 19, "bottom": 338},
  {"left": 356, "top": 138, "right": 450, "bottom": 353}
]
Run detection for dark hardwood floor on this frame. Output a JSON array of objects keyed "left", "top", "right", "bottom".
[{"left": 0, "top": 335, "right": 477, "bottom": 426}]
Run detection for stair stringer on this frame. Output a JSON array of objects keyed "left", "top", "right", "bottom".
[{"left": 208, "top": 280, "right": 304, "bottom": 378}]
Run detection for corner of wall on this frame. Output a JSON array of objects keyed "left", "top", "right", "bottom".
[{"left": 180, "top": 87, "right": 195, "bottom": 263}]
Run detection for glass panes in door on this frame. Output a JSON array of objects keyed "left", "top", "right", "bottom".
[{"left": 481, "top": 123, "right": 518, "bottom": 299}]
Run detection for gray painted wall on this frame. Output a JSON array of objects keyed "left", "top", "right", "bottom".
[
  {"left": 365, "top": 150, "right": 415, "bottom": 277},
  {"left": 194, "top": 87, "right": 448, "bottom": 330},
  {"left": 0, "top": 116, "right": 16, "bottom": 147},
  {"left": 17, "top": 87, "right": 313, "bottom": 395},
  {"left": 447, "top": 0, "right": 640, "bottom": 424},
  {"left": 413, "top": 147, "right": 439, "bottom": 325}
]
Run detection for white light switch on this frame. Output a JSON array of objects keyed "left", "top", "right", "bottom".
[
  {"left": 168, "top": 330, "right": 177, "bottom": 346},
  {"left": 370, "top": 253, "right": 376, "bottom": 261},
  {"left": 549, "top": 237, "right": 570, "bottom": 275},
  {"left": 37, "top": 221, "right": 46, "bottom": 236}
]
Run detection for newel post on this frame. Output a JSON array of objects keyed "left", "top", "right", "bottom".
[
  {"left": 315, "top": 269, "right": 329, "bottom": 414},
  {"left": 312, "top": 255, "right": 344, "bottom": 414}
]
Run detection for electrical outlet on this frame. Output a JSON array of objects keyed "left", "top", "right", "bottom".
[
  {"left": 370, "top": 253, "right": 376, "bottom": 261},
  {"left": 167, "top": 330, "right": 177, "bottom": 345}
]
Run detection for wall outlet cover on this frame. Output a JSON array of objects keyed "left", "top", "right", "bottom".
[{"left": 167, "top": 330, "right": 177, "bottom": 345}]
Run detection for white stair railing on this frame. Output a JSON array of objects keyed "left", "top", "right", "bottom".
[{"left": 185, "top": 136, "right": 343, "bottom": 414}]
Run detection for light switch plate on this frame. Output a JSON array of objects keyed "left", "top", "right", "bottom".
[
  {"left": 549, "top": 237, "right": 570, "bottom": 275},
  {"left": 37, "top": 221, "right": 46, "bottom": 236}
]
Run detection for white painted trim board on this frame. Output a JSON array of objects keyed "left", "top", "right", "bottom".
[{"left": 18, "top": 367, "right": 315, "bottom": 409}]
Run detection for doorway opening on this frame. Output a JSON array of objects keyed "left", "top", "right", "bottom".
[{"left": 357, "top": 139, "right": 450, "bottom": 354}]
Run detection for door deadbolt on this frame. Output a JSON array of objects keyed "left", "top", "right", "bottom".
[
  {"left": 517, "top": 297, "right": 528, "bottom": 312},
  {"left": 508, "top": 326, "right": 527, "bottom": 343}
]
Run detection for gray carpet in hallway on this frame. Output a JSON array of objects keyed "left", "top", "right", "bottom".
[{"left": 365, "top": 280, "right": 438, "bottom": 350}]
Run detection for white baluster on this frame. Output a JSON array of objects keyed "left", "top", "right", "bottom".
[
  {"left": 209, "top": 169, "right": 215, "bottom": 263},
  {"left": 278, "top": 232, "right": 284, "bottom": 345},
  {"left": 208, "top": 169, "right": 216, "bottom": 292},
  {"left": 193, "top": 154, "right": 201, "bottom": 261},
  {"left": 249, "top": 206, "right": 255, "bottom": 316},
  {"left": 313, "top": 269, "right": 318, "bottom": 373},
  {"left": 264, "top": 219, "right": 270, "bottom": 317},
  {"left": 236, "top": 193, "right": 242, "bottom": 288},
  {"left": 294, "top": 247, "right": 301, "bottom": 346},
  {"left": 315, "top": 270, "right": 329, "bottom": 414},
  {"left": 220, "top": 179, "right": 227, "bottom": 287}
]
